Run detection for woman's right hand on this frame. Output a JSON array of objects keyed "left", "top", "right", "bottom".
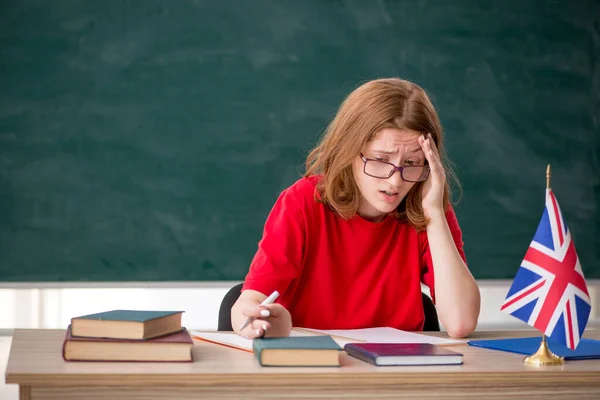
[
  {"left": 238, "top": 303, "right": 292, "bottom": 338},
  {"left": 231, "top": 289, "right": 293, "bottom": 339}
]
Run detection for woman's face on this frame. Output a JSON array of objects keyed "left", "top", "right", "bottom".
[{"left": 352, "top": 128, "right": 425, "bottom": 222}]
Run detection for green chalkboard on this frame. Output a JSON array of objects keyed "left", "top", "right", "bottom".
[{"left": 1, "top": 0, "right": 598, "bottom": 281}]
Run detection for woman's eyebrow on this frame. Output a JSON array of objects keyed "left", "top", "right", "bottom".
[
  {"left": 371, "top": 149, "right": 396, "bottom": 155},
  {"left": 370, "top": 147, "right": 423, "bottom": 154}
]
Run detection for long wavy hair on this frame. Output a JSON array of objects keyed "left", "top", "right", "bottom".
[{"left": 305, "top": 78, "right": 459, "bottom": 231}]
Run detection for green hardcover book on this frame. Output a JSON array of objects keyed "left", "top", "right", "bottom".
[
  {"left": 253, "top": 336, "right": 341, "bottom": 367},
  {"left": 71, "top": 310, "right": 184, "bottom": 340}
]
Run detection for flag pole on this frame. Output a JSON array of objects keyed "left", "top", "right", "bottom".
[{"left": 523, "top": 164, "right": 565, "bottom": 366}]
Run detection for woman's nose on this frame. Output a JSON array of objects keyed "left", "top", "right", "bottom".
[{"left": 387, "top": 168, "right": 404, "bottom": 187}]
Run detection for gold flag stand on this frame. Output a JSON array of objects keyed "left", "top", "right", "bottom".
[
  {"left": 524, "top": 334, "right": 565, "bottom": 366},
  {"left": 523, "top": 165, "right": 565, "bottom": 367}
]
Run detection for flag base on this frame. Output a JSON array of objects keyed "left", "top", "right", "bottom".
[{"left": 523, "top": 335, "right": 565, "bottom": 366}]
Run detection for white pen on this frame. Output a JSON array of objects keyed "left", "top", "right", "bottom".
[{"left": 238, "top": 290, "right": 279, "bottom": 331}]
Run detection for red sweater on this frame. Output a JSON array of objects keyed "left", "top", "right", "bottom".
[{"left": 243, "top": 176, "right": 467, "bottom": 331}]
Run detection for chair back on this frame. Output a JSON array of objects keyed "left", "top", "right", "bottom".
[
  {"left": 217, "top": 282, "right": 244, "bottom": 331},
  {"left": 421, "top": 292, "right": 440, "bottom": 331}
]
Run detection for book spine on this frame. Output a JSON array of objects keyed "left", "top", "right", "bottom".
[
  {"left": 62, "top": 340, "right": 68, "bottom": 361},
  {"left": 252, "top": 339, "right": 264, "bottom": 366},
  {"left": 345, "top": 347, "right": 376, "bottom": 366}
]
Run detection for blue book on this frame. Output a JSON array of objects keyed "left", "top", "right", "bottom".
[{"left": 467, "top": 337, "right": 600, "bottom": 360}]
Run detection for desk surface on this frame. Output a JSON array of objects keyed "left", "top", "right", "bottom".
[{"left": 5, "top": 329, "right": 600, "bottom": 400}]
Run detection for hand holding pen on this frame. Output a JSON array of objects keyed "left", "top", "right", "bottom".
[
  {"left": 238, "top": 290, "right": 293, "bottom": 338},
  {"left": 239, "top": 290, "right": 279, "bottom": 330}
]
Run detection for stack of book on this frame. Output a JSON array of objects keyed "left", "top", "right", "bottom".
[{"left": 63, "top": 310, "right": 193, "bottom": 362}]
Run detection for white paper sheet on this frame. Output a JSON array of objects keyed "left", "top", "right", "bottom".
[
  {"left": 297, "top": 327, "right": 464, "bottom": 346},
  {"left": 191, "top": 329, "right": 311, "bottom": 351}
]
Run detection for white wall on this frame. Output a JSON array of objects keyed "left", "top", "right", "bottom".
[{"left": 0, "top": 280, "right": 599, "bottom": 331}]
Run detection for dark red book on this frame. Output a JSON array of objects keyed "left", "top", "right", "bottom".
[
  {"left": 344, "top": 343, "right": 463, "bottom": 366},
  {"left": 63, "top": 325, "right": 193, "bottom": 362}
]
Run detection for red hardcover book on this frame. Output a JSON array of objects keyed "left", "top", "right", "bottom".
[{"left": 62, "top": 325, "right": 193, "bottom": 362}]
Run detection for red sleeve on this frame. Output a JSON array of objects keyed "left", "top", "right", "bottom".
[
  {"left": 420, "top": 205, "right": 467, "bottom": 304},
  {"left": 242, "top": 187, "right": 306, "bottom": 297}
]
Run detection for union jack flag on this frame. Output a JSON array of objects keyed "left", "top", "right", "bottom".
[{"left": 501, "top": 189, "right": 591, "bottom": 350}]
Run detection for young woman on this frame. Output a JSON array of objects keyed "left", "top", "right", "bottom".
[{"left": 232, "top": 78, "right": 480, "bottom": 339}]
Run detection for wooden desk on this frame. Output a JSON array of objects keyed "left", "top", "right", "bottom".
[{"left": 5, "top": 329, "right": 600, "bottom": 400}]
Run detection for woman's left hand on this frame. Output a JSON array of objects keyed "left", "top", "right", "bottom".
[{"left": 418, "top": 133, "right": 446, "bottom": 218}]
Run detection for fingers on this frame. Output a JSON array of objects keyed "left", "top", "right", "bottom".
[
  {"left": 426, "top": 132, "right": 440, "bottom": 154},
  {"left": 250, "top": 318, "right": 272, "bottom": 338},
  {"left": 418, "top": 133, "right": 436, "bottom": 162},
  {"left": 240, "top": 318, "right": 272, "bottom": 339},
  {"left": 259, "top": 303, "right": 286, "bottom": 317},
  {"left": 243, "top": 301, "right": 288, "bottom": 318},
  {"left": 242, "top": 306, "right": 271, "bottom": 318},
  {"left": 252, "top": 318, "right": 271, "bottom": 331},
  {"left": 426, "top": 133, "right": 443, "bottom": 170},
  {"left": 239, "top": 304, "right": 291, "bottom": 339},
  {"left": 419, "top": 133, "right": 444, "bottom": 181},
  {"left": 418, "top": 134, "right": 432, "bottom": 165},
  {"left": 240, "top": 305, "right": 282, "bottom": 338}
]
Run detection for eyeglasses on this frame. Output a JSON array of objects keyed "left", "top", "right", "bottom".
[{"left": 359, "top": 153, "right": 430, "bottom": 182}]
